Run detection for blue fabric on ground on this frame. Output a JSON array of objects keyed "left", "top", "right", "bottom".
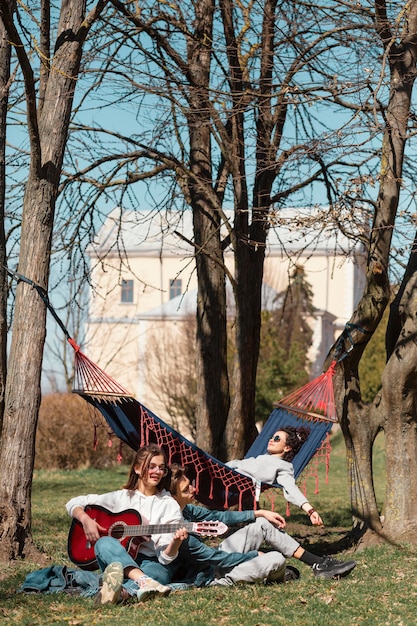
[{"left": 18, "top": 565, "right": 100, "bottom": 597}]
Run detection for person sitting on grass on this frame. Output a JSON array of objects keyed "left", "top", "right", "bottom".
[
  {"left": 227, "top": 426, "right": 324, "bottom": 525},
  {"left": 170, "top": 464, "right": 356, "bottom": 581},
  {"left": 66, "top": 444, "right": 189, "bottom": 605},
  {"left": 67, "top": 443, "right": 290, "bottom": 600}
]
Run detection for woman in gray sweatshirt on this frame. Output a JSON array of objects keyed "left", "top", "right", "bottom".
[{"left": 226, "top": 426, "right": 323, "bottom": 526}]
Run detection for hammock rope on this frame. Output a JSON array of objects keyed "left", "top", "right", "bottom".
[
  {"left": 275, "top": 360, "right": 338, "bottom": 423},
  {"left": 69, "top": 338, "right": 133, "bottom": 400}
]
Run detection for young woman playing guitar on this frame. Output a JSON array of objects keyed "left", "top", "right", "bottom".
[{"left": 66, "top": 444, "right": 189, "bottom": 605}]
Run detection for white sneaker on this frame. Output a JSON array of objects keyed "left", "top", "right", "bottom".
[
  {"left": 136, "top": 576, "right": 171, "bottom": 603},
  {"left": 209, "top": 577, "right": 232, "bottom": 587},
  {"left": 95, "top": 561, "right": 124, "bottom": 606}
]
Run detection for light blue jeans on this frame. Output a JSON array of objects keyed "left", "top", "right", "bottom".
[{"left": 94, "top": 536, "right": 172, "bottom": 595}]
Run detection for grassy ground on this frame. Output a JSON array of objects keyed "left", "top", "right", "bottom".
[{"left": 1, "top": 430, "right": 416, "bottom": 625}]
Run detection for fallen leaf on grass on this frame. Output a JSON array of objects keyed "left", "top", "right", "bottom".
[
  {"left": 319, "top": 595, "right": 334, "bottom": 605},
  {"left": 317, "top": 588, "right": 336, "bottom": 605}
]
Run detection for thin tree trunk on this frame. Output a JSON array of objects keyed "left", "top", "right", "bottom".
[
  {"left": 226, "top": 233, "right": 266, "bottom": 459},
  {"left": 187, "top": 0, "right": 231, "bottom": 458},
  {"left": 0, "top": 1, "right": 13, "bottom": 437},
  {"left": 0, "top": 0, "right": 106, "bottom": 562},
  {"left": 193, "top": 205, "right": 230, "bottom": 456},
  {"left": 225, "top": 0, "right": 278, "bottom": 458}
]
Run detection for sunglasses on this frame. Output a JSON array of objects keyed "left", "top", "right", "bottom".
[
  {"left": 270, "top": 435, "right": 282, "bottom": 442},
  {"left": 148, "top": 464, "right": 168, "bottom": 476}
]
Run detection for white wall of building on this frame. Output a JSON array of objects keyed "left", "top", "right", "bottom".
[{"left": 85, "top": 207, "right": 367, "bottom": 420}]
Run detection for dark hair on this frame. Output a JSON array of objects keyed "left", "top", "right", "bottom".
[
  {"left": 123, "top": 444, "right": 170, "bottom": 491},
  {"left": 280, "top": 426, "right": 310, "bottom": 462},
  {"left": 169, "top": 463, "right": 188, "bottom": 497}
]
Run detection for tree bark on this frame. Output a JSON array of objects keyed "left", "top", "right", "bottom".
[
  {"left": 381, "top": 238, "right": 417, "bottom": 541},
  {"left": 0, "top": 0, "right": 106, "bottom": 562},
  {"left": 225, "top": 0, "right": 279, "bottom": 458},
  {"left": 187, "top": 0, "right": 231, "bottom": 457},
  {"left": 332, "top": 0, "right": 417, "bottom": 542},
  {"left": 0, "top": 6, "right": 12, "bottom": 435}
]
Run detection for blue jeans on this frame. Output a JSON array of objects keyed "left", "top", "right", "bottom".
[
  {"left": 169, "top": 535, "right": 258, "bottom": 585},
  {"left": 94, "top": 536, "right": 171, "bottom": 594},
  {"left": 94, "top": 534, "right": 258, "bottom": 590}
]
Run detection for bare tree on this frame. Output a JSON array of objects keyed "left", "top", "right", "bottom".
[
  {"left": 2, "top": 0, "right": 414, "bottom": 549},
  {"left": 0, "top": 0, "right": 107, "bottom": 562},
  {"left": 327, "top": 0, "right": 417, "bottom": 544},
  {"left": 57, "top": 0, "right": 371, "bottom": 460},
  {"left": 0, "top": 3, "right": 13, "bottom": 433},
  {"left": 63, "top": 0, "right": 417, "bottom": 543}
]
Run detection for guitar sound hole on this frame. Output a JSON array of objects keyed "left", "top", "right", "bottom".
[{"left": 109, "top": 523, "right": 126, "bottom": 540}]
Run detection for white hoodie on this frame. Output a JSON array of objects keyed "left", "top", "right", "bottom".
[{"left": 66, "top": 487, "right": 183, "bottom": 564}]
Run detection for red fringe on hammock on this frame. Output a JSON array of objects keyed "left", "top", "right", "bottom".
[
  {"left": 275, "top": 360, "right": 338, "bottom": 423},
  {"left": 68, "top": 338, "right": 133, "bottom": 401}
]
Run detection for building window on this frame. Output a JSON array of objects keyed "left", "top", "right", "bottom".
[
  {"left": 121, "top": 279, "right": 134, "bottom": 303},
  {"left": 169, "top": 278, "right": 182, "bottom": 300}
]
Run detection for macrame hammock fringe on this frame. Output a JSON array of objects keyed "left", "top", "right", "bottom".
[{"left": 7, "top": 268, "right": 339, "bottom": 510}]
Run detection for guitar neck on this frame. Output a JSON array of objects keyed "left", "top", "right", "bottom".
[{"left": 112, "top": 522, "right": 196, "bottom": 536}]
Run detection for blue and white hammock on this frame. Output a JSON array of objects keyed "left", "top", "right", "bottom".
[
  {"left": 6, "top": 267, "right": 336, "bottom": 511},
  {"left": 73, "top": 347, "right": 335, "bottom": 510}
]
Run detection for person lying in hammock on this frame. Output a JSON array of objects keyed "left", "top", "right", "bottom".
[
  {"left": 226, "top": 426, "right": 324, "bottom": 525},
  {"left": 170, "top": 464, "right": 356, "bottom": 582}
]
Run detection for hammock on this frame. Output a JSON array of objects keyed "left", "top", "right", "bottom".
[
  {"left": 80, "top": 390, "right": 333, "bottom": 510},
  {"left": 7, "top": 268, "right": 336, "bottom": 510},
  {"left": 72, "top": 339, "right": 335, "bottom": 509}
]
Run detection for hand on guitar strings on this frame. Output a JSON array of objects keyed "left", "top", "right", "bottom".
[{"left": 82, "top": 514, "right": 107, "bottom": 545}]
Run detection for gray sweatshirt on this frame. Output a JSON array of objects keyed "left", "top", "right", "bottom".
[{"left": 226, "top": 455, "right": 308, "bottom": 508}]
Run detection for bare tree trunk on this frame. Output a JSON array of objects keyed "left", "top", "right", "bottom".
[
  {"left": 193, "top": 206, "right": 230, "bottom": 456},
  {"left": 225, "top": 0, "right": 279, "bottom": 458},
  {"left": 333, "top": 0, "right": 417, "bottom": 542},
  {"left": 187, "top": 0, "right": 230, "bottom": 457},
  {"left": 226, "top": 224, "right": 267, "bottom": 458},
  {"left": 0, "top": 9, "right": 11, "bottom": 434},
  {"left": 381, "top": 239, "right": 417, "bottom": 541},
  {"left": 0, "top": 0, "right": 106, "bottom": 562}
]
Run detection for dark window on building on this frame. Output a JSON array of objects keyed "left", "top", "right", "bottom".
[
  {"left": 121, "top": 279, "right": 134, "bottom": 303},
  {"left": 169, "top": 278, "right": 182, "bottom": 300}
]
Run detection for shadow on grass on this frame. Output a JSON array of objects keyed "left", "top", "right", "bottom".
[{"left": 282, "top": 520, "right": 368, "bottom": 555}]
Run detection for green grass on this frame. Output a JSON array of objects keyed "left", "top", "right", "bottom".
[{"left": 1, "top": 431, "right": 416, "bottom": 626}]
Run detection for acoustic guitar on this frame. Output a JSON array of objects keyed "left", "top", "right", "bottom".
[{"left": 67, "top": 504, "right": 228, "bottom": 570}]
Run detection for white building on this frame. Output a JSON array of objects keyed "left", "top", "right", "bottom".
[{"left": 85, "top": 207, "right": 367, "bottom": 421}]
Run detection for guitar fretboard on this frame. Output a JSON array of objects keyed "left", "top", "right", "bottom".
[{"left": 111, "top": 522, "right": 198, "bottom": 536}]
